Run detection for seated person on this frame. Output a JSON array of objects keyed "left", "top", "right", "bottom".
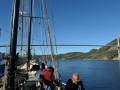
[
  {"left": 65, "top": 73, "right": 85, "bottom": 90},
  {"left": 39, "top": 66, "right": 54, "bottom": 90},
  {"left": 35, "top": 63, "right": 45, "bottom": 89},
  {"left": 43, "top": 67, "right": 54, "bottom": 85}
]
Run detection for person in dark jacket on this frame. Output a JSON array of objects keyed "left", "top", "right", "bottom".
[{"left": 65, "top": 73, "right": 85, "bottom": 90}]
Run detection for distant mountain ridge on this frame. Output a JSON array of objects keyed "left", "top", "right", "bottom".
[{"left": 56, "top": 39, "right": 118, "bottom": 60}]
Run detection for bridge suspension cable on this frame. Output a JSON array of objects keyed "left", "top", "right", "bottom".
[{"left": 0, "top": 44, "right": 118, "bottom": 47}]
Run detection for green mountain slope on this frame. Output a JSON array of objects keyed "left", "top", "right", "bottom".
[{"left": 56, "top": 39, "right": 118, "bottom": 60}]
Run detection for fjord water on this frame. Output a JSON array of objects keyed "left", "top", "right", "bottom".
[{"left": 58, "top": 60, "right": 120, "bottom": 90}]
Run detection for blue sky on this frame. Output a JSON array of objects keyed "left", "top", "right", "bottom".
[{"left": 0, "top": 0, "right": 120, "bottom": 53}]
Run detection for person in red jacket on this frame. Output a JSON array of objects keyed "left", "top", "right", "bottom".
[{"left": 42, "top": 67, "right": 54, "bottom": 90}]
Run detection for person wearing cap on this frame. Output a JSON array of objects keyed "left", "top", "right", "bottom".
[{"left": 65, "top": 73, "right": 85, "bottom": 90}]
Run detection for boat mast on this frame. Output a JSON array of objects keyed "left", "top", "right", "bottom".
[
  {"left": 7, "top": 0, "right": 20, "bottom": 89},
  {"left": 20, "top": 0, "right": 25, "bottom": 56},
  {"left": 27, "top": 0, "right": 33, "bottom": 71}
]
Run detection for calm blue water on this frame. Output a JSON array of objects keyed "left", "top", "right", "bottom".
[{"left": 57, "top": 60, "right": 120, "bottom": 90}]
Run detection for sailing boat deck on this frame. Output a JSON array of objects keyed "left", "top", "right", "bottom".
[{"left": 1, "top": 0, "right": 62, "bottom": 89}]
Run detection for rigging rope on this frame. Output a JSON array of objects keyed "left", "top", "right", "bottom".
[{"left": 40, "top": 0, "right": 61, "bottom": 81}]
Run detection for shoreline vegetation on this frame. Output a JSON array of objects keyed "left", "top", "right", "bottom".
[{"left": 34, "top": 39, "right": 119, "bottom": 60}]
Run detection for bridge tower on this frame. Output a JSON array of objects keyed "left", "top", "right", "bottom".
[{"left": 117, "top": 35, "right": 120, "bottom": 59}]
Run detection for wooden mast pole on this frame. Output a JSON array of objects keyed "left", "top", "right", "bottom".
[
  {"left": 27, "top": 0, "right": 33, "bottom": 71},
  {"left": 8, "top": 0, "right": 20, "bottom": 89}
]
